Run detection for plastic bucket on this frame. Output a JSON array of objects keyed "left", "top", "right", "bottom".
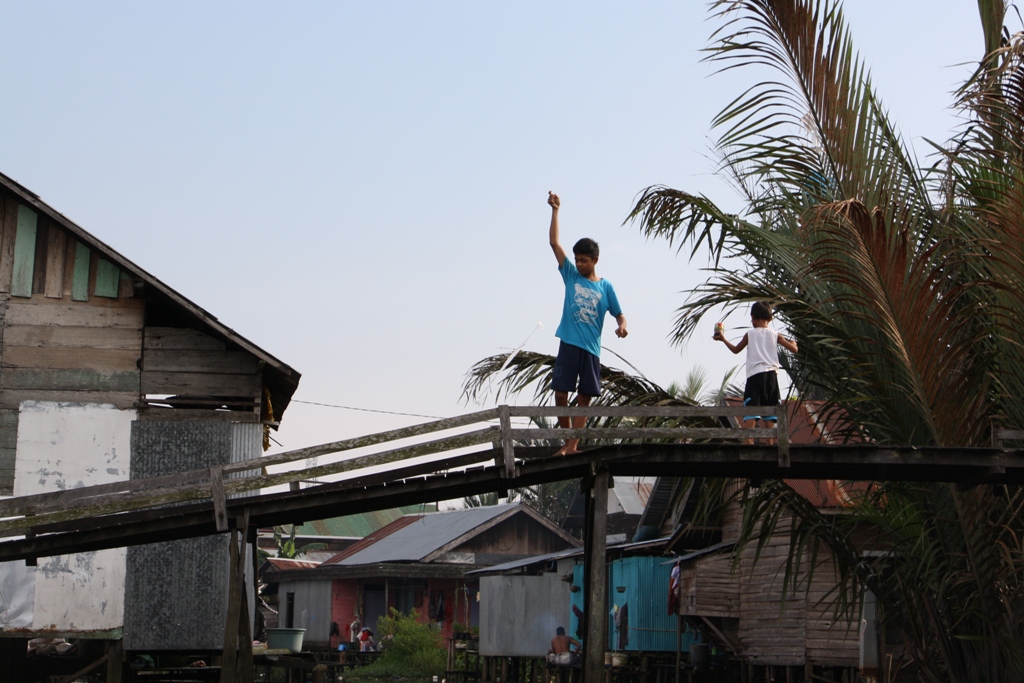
[
  {"left": 266, "top": 627, "right": 306, "bottom": 651},
  {"left": 611, "top": 652, "right": 628, "bottom": 668},
  {"left": 690, "top": 643, "right": 709, "bottom": 667}
]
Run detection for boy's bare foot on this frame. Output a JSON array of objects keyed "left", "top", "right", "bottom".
[{"left": 555, "top": 445, "right": 583, "bottom": 456}]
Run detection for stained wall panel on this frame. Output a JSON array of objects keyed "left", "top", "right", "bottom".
[{"left": 0, "top": 401, "right": 135, "bottom": 635}]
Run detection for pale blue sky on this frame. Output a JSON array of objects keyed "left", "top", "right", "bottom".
[{"left": 1, "top": 2, "right": 986, "bottom": 453}]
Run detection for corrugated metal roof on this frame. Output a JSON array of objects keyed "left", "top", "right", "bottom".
[
  {"left": 613, "top": 477, "right": 655, "bottom": 515},
  {"left": 326, "top": 504, "right": 519, "bottom": 566},
  {"left": 295, "top": 504, "right": 437, "bottom": 538},
  {"left": 266, "top": 557, "right": 320, "bottom": 571},
  {"left": 468, "top": 536, "right": 672, "bottom": 575},
  {"left": 323, "top": 515, "right": 424, "bottom": 564}
]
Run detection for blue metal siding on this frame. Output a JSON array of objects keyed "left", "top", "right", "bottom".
[{"left": 571, "top": 557, "right": 702, "bottom": 653}]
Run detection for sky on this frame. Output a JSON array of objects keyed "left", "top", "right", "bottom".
[{"left": 0, "top": 1, "right": 988, "bottom": 462}]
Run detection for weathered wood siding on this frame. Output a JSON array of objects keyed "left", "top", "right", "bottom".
[
  {"left": 737, "top": 517, "right": 807, "bottom": 666},
  {"left": 804, "top": 548, "right": 860, "bottom": 667},
  {"left": 0, "top": 194, "right": 143, "bottom": 417},
  {"left": 452, "top": 514, "right": 572, "bottom": 564},
  {"left": 680, "top": 551, "right": 739, "bottom": 618},
  {"left": 142, "top": 327, "right": 261, "bottom": 402}
]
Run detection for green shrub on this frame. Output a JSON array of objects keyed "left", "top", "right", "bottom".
[{"left": 348, "top": 608, "right": 446, "bottom": 681}]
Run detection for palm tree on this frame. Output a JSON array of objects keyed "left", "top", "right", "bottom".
[{"left": 621, "top": 0, "right": 1024, "bottom": 679}]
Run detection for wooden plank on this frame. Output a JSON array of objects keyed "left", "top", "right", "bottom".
[
  {"left": 1, "top": 346, "right": 141, "bottom": 372},
  {"left": 10, "top": 205, "right": 38, "bottom": 298},
  {"left": 62, "top": 237, "right": 77, "bottom": 298},
  {"left": 142, "top": 349, "right": 260, "bottom": 374},
  {"left": 0, "top": 197, "right": 15, "bottom": 293},
  {"left": 32, "top": 220, "right": 48, "bottom": 295},
  {"left": 94, "top": 258, "right": 120, "bottom": 298},
  {"left": 3, "top": 324, "right": 142, "bottom": 350},
  {"left": 144, "top": 327, "right": 226, "bottom": 351},
  {"left": 136, "top": 407, "right": 260, "bottom": 423},
  {"left": 140, "top": 370, "right": 261, "bottom": 397},
  {"left": 210, "top": 465, "right": 228, "bottom": 532},
  {"left": 118, "top": 271, "right": 134, "bottom": 298},
  {"left": 1, "top": 367, "right": 140, "bottom": 393},
  {"left": 0, "top": 389, "right": 138, "bottom": 410},
  {"left": 513, "top": 427, "right": 778, "bottom": 440},
  {"left": 0, "top": 429, "right": 498, "bottom": 531},
  {"left": 71, "top": 241, "right": 90, "bottom": 301},
  {"left": 508, "top": 405, "right": 768, "bottom": 418},
  {"left": 44, "top": 226, "right": 67, "bottom": 299},
  {"left": 499, "top": 404, "right": 515, "bottom": 478},
  {"left": 5, "top": 299, "right": 144, "bottom": 328}
]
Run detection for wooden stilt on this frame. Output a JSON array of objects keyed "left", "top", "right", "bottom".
[
  {"left": 220, "top": 523, "right": 243, "bottom": 683},
  {"left": 105, "top": 639, "right": 124, "bottom": 683},
  {"left": 582, "top": 467, "right": 610, "bottom": 683}
]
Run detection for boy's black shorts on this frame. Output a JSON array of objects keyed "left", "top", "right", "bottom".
[
  {"left": 552, "top": 342, "right": 601, "bottom": 397},
  {"left": 743, "top": 371, "right": 779, "bottom": 422}
]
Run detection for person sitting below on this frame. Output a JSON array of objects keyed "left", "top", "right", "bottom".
[{"left": 547, "top": 626, "right": 581, "bottom": 667}]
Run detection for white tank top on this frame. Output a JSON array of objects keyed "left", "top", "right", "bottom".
[{"left": 745, "top": 327, "right": 780, "bottom": 377}]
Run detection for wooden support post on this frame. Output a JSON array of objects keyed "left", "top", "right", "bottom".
[
  {"left": 499, "top": 405, "right": 516, "bottom": 479},
  {"left": 776, "top": 408, "right": 790, "bottom": 468},
  {"left": 105, "top": 639, "right": 124, "bottom": 683},
  {"left": 210, "top": 465, "right": 228, "bottom": 532},
  {"left": 220, "top": 525, "right": 241, "bottom": 683},
  {"left": 583, "top": 467, "right": 609, "bottom": 683}
]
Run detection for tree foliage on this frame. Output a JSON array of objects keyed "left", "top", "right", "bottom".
[{"left": 620, "top": 1, "right": 1024, "bottom": 679}]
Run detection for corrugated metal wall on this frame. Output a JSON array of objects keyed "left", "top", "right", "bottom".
[
  {"left": 123, "top": 420, "right": 256, "bottom": 651},
  {"left": 572, "top": 557, "right": 700, "bottom": 653},
  {"left": 480, "top": 573, "right": 571, "bottom": 657},
  {"left": 279, "top": 579, "right": 332, "bottom": 647}
]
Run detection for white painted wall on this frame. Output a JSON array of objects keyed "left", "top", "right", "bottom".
[{"left": 0, "top": 401, "right": 135, "bottom": 633}]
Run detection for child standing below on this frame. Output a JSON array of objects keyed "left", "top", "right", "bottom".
[
  {"left": 547, "top": 191, "right": 628, "bottom": 456},
  {"left": 713, "top": 302, "right": 798, "bottom": 436}
]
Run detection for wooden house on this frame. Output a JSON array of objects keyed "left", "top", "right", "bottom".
[
  {"left": 0, "top": 172, "right": 300, "bottom": 657},
  {"left": 261, "top": 503, "right": 579, "bottom": 650},
  {"left": 656, "top": 401, "right": 880, "bottom": 680}
]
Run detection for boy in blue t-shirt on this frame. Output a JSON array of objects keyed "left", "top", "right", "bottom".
[{"left": 547, "top": 191, "right": 628, "bottom": 455}]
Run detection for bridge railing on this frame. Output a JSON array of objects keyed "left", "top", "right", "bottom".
[{"left": 0, "top": 404, "right": 785, "bottom": 538}]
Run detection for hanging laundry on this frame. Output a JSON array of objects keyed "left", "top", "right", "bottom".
[{"left": 668, "top": 563, "right": 681, "bottom": 616}]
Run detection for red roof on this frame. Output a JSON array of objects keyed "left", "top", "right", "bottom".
[{"left": 725, "top": 398, "right": 867, "bottom": 508}]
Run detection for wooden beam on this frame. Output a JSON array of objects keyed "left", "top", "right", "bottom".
[
  {"left": 583, "top": 467, "right": 609, "bottom": 683},
  {"left": 211, "top": 465, "right": 228, "bottom": 532},
  {"left": 499, "top": 404, "right": 515, "bottom": 478}
]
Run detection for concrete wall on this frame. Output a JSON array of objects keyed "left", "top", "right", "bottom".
[{"left": 0, "top": 401, "right": 134, "bottom": 635}]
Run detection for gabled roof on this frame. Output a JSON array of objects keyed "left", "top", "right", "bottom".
[
  {"left": 295, "top": 505, "right": 437, "bottom": 538},
  {"left": 322, "top": 503, "right": 578, "bottom": 567},
  {"left": 0, "top": 171, "right": 301, "bottom": 416}
]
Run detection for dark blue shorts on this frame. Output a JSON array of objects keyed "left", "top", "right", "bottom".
[
  {"left": 743, "top": 371, "right": 779, "bottom": 422},
  {"left": 552, "top": 342, "right": 601, "bottom": 397}
]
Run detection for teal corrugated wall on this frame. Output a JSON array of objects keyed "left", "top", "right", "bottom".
[{"left": 571, "top": 557, "right": 701, "bottom": 653}]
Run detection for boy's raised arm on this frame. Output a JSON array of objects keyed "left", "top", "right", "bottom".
[{"left": 548, "top": 191, "right": 567, "bottom": 266}]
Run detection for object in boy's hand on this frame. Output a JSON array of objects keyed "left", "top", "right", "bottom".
[{"left": 714, "top": 322, "right": 725, "bottom": 339}]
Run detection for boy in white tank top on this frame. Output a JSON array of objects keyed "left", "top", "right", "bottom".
[{"left": 713, "top": 302, "right": 798, "bottom": 438}]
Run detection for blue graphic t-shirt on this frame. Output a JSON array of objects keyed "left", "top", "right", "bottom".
[{"left": 555, "top": 257, "right": 622, "bottom": 357}]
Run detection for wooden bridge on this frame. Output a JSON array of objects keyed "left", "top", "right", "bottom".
[
  {"left": 0, "top": 404, "right": 1020, "bottom": 564},
  {"left": 1, "top": 404, "right": 1022, "bottom": 683}
]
